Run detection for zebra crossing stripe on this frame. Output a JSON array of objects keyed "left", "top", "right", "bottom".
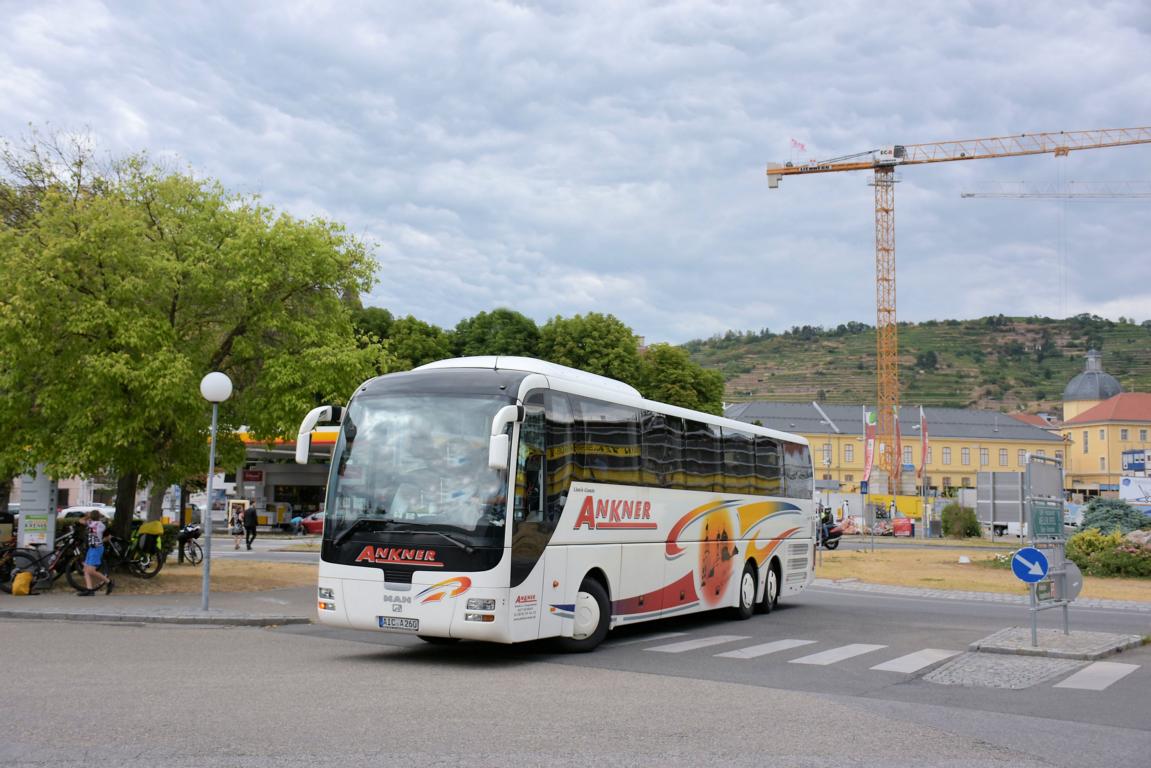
[
  {"left": 870, "top": 648, "right": 959, "bottom": 673},
  {"left": 608, "top": 631, "right": 688, "bottom": 647},
  {"left": 1053, "top": 661, "right": 1139, "bottom": 691},
  {"left": 715, "top": 639, "right": 817, "bottom": 659},
  {"left": 789, "top": 643, "right": 887, "bottom": 666},
  {"left": 645, "top": 635, "right": 750, "bottom": 653}
]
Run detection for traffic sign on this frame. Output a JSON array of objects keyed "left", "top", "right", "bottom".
[
  {"left": 1011, "top": 547, "right": 1049, "bottom": 583},
  {"left": 1029, "top": 500, "right": 1064, "bottom": 538}
]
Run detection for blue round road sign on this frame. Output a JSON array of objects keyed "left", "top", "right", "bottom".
[{"left": 1011, "top": 547, "right": 1049, "bottom": 583}]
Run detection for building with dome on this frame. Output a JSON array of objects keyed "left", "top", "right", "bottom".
[
  {"left": 1061, "top": 349, "right": 1123, "bottom": 420},
  {"left": 1058, "top": 350, "right": 1151, "bottom": 493}
]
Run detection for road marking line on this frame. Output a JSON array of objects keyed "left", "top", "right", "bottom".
[
  {"left": 645, "top": 635, "right": 750, "bottom": 653},
  {"left": 870, "top": 648, "right": 959, "bottom": 673},
  {"left": 790, "top": 643, "right": 887, "bottom": 665},
  {"left": 608, "top": 632, "right": 687, "bottom": 647},
  {"left": 715, "top": 639, "right": 817, "bottom": 659},
  {"left": 1053, "top": 661, "right": 1139, "bottom": 691}
]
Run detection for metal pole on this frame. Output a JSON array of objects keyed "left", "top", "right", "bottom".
[{"left": 201, "top": 402, "right": 218, "bottom": 612}]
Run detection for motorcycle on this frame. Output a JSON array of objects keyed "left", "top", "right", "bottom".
[{"left": 819, "top": 517, "right": 844, "bottom": 550}]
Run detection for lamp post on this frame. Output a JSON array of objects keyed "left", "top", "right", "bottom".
[{"left": 199, "top": 372, "right": 233, "bottom": 611}]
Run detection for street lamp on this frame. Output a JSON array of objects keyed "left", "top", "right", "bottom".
[{"left": 199, "top": 372, "right": 232, "bottom": 611}]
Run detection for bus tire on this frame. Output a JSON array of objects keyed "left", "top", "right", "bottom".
[
  {"left": 557, "top": 577, "right": 610, "bottom": 653},
  {"left": 757, "top": 561, "right": 780, "bottom": 615},
  {"left": 734, "top": 562, "right": 756, "bottom": 620}
]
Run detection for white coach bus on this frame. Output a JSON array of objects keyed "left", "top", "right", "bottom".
[{"left": 295, "top": 356, "right": 816, "bottom": 651}]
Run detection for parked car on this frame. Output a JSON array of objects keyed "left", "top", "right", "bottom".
[
  {"left": 60, "top": 504, "right": 116, "bottom": 519},
  {"left": 299, "top": 513, "right": 324, "bottom": 535}
]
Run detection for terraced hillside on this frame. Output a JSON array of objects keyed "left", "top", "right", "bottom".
[{"left": 683, "top": 315, "right": 1151, "bottom": 414}]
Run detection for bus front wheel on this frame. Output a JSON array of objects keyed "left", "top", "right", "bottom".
[
  {"left": 557, "top": 577, "right": 610, "bottom": 653},
  {"left": 734, "top": 562, "right": 756, "bottom": 620}
]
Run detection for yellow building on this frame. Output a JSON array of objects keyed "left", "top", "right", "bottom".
[
  {"left": 724, "top": 402, "right": 1064, "bottom": 495},
  {"left": 1060, "top": 393, "right": 1151, "bottom": 493}
]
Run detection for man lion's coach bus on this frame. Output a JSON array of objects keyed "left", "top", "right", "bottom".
[{"left": 295, "top": 356, "right": 816, "bottom": 651}]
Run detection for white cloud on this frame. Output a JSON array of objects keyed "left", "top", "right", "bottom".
[{"left": 3, "top": 0, "right": 1150, "bottom": 344}]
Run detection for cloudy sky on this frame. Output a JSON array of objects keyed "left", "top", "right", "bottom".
[{"left": 3, "top": 1, "right": 1149, "bottom": 345}]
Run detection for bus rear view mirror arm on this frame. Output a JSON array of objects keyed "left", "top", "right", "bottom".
[
  {"left": 488, "top": 404, "right": 524, "bottom": 470},
  {"left": 295, "top": 405, "right": 344, "bottom": 464}
]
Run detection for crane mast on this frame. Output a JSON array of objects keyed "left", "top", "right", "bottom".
[{"left": 768, "top": 127, "right": 1151, "bottom": 493}]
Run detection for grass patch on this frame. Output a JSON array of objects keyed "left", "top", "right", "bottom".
[
  {"left": 92, "top": 560, "right": 317, "bottom": 595},
  {"left": 816, "top": 548, "right": 1150, "bottom": 602}
]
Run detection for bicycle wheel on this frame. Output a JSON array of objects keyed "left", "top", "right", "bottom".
[
  {"left": 66, "top": 557, "right": 108, "bottom": 591},
  {"left": 185, "top": 540, "right": 203, "bottom": 565},
  {"left": 129, "top": 549, "right": 164, "bottom": 578}
]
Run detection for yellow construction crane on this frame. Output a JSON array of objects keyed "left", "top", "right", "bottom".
[{"left": 768, "top": 127, "right": 1151, "bottom": 491}]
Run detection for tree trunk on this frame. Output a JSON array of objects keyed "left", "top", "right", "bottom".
[
  {"left": 0, "top": 477, "right": 11, "bottom": 514},
  {"left": 112, "top": 472, "right": 139, "bottom": 538},
  {"left": 147, "top": 484, "right": 165, "bottom": 522}
]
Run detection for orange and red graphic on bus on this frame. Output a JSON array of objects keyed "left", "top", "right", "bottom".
[{"left": 416, "top": 577, "right": 472, "bottom": 603}]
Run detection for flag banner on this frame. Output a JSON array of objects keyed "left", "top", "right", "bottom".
[
  {"left": 862, "top": 410, "right": 877, "bottom": 483},
  {"left": 790, "top": 137, "right": 807, "bottom": 152}
]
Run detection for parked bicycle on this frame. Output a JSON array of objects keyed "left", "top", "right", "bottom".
[
  {"left": 5, "top": 524, "right": 91, "bottom": 592},
  {"left": 177, "top": 523, "right": 203, "bottom": 565},
  {"left": 104, "top": 520, "right": 167, "bottom": 578}
]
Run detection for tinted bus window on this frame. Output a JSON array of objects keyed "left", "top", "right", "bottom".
[
  {"left": 573, "top": 397, "right": 640, "bottom": 486},
  {"left": 683, "top": 419, "right": 721, "bottom": 491},
  {"left": 641, "top": 411, "right": 683, "bottom": 488},
  {"left": 722, "top": 428, "right": 754, "bottom": 495},
  {"left": 753, "top": 436, "right": 782, "bottom": 495},
  {"left": 783, "top": 442, "right": 813, "bottom": 499}
]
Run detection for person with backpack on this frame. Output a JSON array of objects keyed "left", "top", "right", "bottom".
[{"left": 79, "top": 509, "right": 113, "bottom": 596}]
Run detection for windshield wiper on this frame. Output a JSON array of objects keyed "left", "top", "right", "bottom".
[
  {"left": 333, "top": 516, "right": 394, "bottom": 547},
  {"left": 425, "top": 530, "right": 475, "bottom": 554}
]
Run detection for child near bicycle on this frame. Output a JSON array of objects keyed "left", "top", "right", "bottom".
[{"left": 79, "top": 509, "right": 114, "bottom": 596}]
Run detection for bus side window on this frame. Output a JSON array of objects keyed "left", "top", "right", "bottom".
[{"left": 545, "top": 392, "right": 575, "bottom": 523}]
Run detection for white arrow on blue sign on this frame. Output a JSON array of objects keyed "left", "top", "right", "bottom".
[{"left": 1011, "top": 547, "right": 1049, "bottom": 583}]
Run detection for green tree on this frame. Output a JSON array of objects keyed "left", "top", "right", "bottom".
[
  {"left": 537, "top": 312, "right": 641, "bottom": 384},
  {"left": 0, "top": 136, "right": 387, "bottom": 535},
  {"left": 389, "top": 316, "right": 454, "bottom": 369},
  {"left": 454, "top": 308, "right": 539, "bottom": 357},
  {"left": 1081, "top": 498, "right": 1149, "bottom": 535},
  {"left": 636, "top": 343, "right": 724, "bottom": 415}
]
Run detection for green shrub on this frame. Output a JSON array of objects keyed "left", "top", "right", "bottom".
[
  {"left": 1080, "top": 498, "right": 1150, "bottom": 535},
  {"left": 941, "top": 503, "right": 981, "bottom": 538},
  {"left": 1066, "top": 529, "right": 1151, "bottom": 578}
]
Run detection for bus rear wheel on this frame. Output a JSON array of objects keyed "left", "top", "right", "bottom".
[
  {"left": 756, "top": 562, "right": 780, "bottom": 615},
  {"left": 557, "top": 577, "right": 609, "bottom": 653}
]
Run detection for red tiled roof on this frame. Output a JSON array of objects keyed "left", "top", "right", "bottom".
[
  {"left": 1063, "top": 393, "right": 1151, "bottom": 424},
  {"left": 1011, "top": 414, "right": 1052, "bottom": 427}
]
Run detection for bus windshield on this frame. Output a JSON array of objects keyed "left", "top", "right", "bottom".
[{"left": 325, "top": 393, "right": 511, "bottom": 548}]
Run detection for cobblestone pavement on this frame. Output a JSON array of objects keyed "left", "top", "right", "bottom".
[{"left": 924, "top": 653, "right": 1085, "bottom": 689}]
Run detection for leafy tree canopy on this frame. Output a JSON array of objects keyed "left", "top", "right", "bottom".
[
  {"left": 537, "top": 312, "right": 641, "bottom": 385},
  {"left": 0, "top": 133, "right": 388, "bottom": 530},
  {"left": 454, "top": 308, "right": 539, "bottom": 357},
  {"left": 637, "top": 343, "right": 724, "bottom": 415},
  {"left": 388, "top": 316, "right": 454, "bottom": 370}
]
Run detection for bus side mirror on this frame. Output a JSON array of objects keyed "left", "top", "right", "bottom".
[
  {"left": 295, "top": 405, "right": 343, "bottom": 464},
  {"left": 488, "top": 404, "right": 524, "bottom": 470}
]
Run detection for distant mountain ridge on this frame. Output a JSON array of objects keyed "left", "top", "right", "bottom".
[{"left": 683, "top": 314, "right": 1151, "bottom": 415}]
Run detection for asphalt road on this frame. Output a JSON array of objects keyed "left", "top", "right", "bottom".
[{"left": 4, "top": 583, "right": 1148, "bottom": 767}]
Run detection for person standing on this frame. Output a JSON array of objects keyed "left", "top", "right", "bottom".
[
  {"left": 229, "top": 505, "right": 244, "bottom": 550},
  {"left": 79, "top": 509, "right": 113, "bottom": 596},
  {"left": 243, "top": 503, "right": 258, "bottom": 551}
]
